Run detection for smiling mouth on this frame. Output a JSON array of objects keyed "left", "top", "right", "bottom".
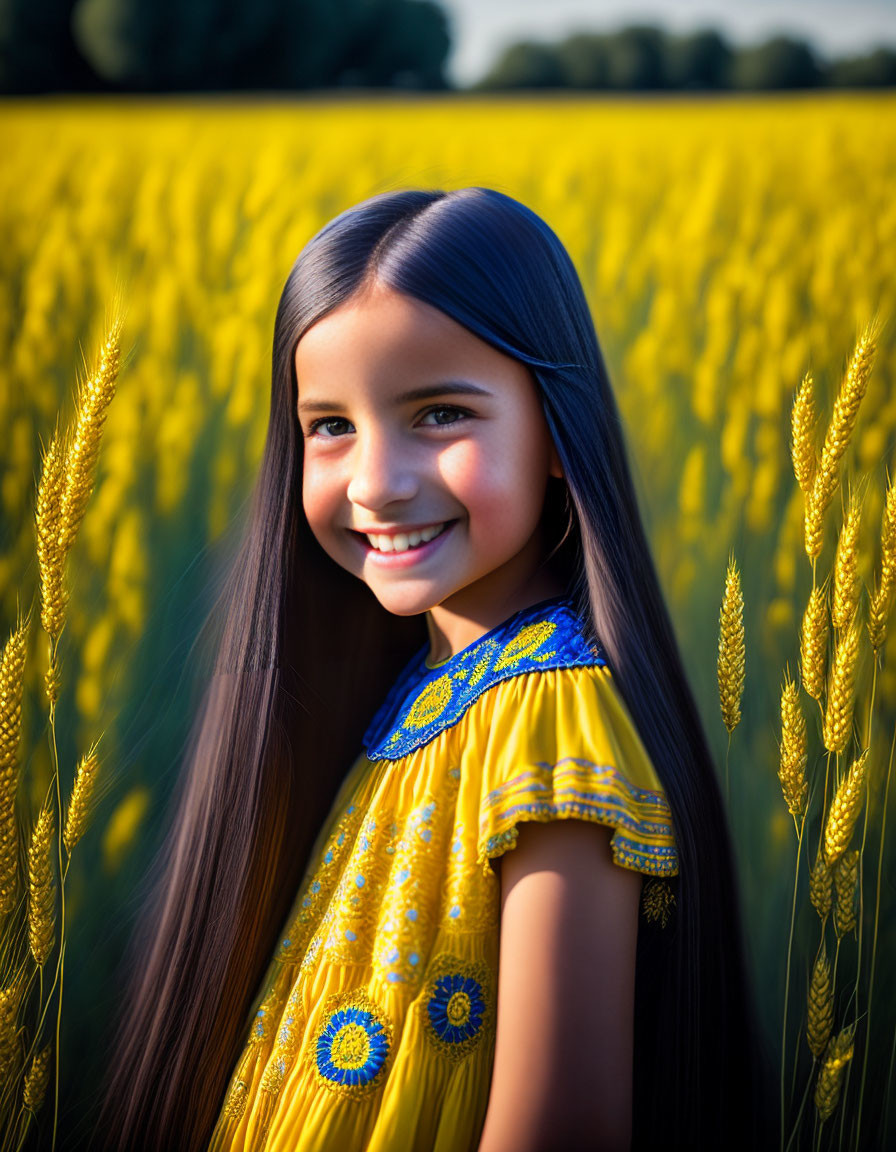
[{"left": 351, "top": 521, "right": 456, "bottom": 554}]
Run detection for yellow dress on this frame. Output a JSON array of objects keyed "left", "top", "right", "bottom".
[{"left": 208, "top": 594, "right": 679, "bottom": 1152}]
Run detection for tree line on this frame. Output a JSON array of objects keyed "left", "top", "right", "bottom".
[
  {"left": 0, "top": 0, "right": 451, "bottom": 94},
  {"left": 0, "top": 0, "right": 893, "bottom": 95},
  {"left": 474, "top": 26, "right": 896, "bottom": 92}
]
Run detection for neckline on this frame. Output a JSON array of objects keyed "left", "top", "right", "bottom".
[{"left": 422, "top": 593, "right": 573, "bottom": 670}]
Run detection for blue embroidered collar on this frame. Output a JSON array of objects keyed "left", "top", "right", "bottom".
[{"left": 363, "top": 595, "right": 606, "bottom": 762}]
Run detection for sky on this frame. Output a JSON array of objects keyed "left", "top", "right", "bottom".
[{"left": 441, "top": 0, "right": 896, "bottom": 86}]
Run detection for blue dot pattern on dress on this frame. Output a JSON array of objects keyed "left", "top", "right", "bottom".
[{"left": 426, "top": 972, "right": 486, "bottom": 1046}]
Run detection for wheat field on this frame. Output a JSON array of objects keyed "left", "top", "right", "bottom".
[{"left": 1, "top": 93, "right": 895, "bottom": 1148}]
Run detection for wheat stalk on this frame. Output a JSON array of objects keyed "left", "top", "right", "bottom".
[
  {"left": 0, "top": 982, "right": 22, "bottom": 1086},
  {"left": 63, "top": 740, "right": 102, "bottom": 855},
  {"left": 809, "top": 841, "right": 833, "bottom": 919},
  {"left": 0, "top": 612, "right": 30, "bottom": 918},
  {"left": 5, "top": 298, "right": 128, "bottom": 1152},
  {"left": 807, "top": 945, "right": 834, "bottom": 1058},
  {"left": 823, "top": 747, "right": 871, "bottom": 865},
  {"left": 822, "top": 615, "right": 862, "bottom": 754},
  {"left": 814, "top": 1026, "right": 856, "bottom": 1122},
  {"left": 22, "top": 1043, "right": 52, "bottom": 1113},
  {"left": 778, "top": 670, "right": 808, "bottom": 816},
  {"left": 833, "top": 848, "right": 859, "bottom": 937},
  {"left": 35, "top": 303, "right": 125, "bottom": 713},
  {"left": 718, "top": 557, "right": 745, "bottom": 733},
  {"left": 804, "top": 318, "right": 881, "bottom": 560},
  {"left": 868, "top": 473, "right": 896, "bottom": 653},
  {"left": 800, "top": 583, "right": 829, "bottom": 701},
  {"left": 791, "top": 369, "right": 818, "bottom": 497},
  {"left": 641, "top": 877, "right": 676, "bottom": 928},
  {"left": 56, "top": 312, "right": 124, "bottom": 560},
  {"left": 34, "top": 422, "right": 69, "bottom": 654},
  {"left": 832, "top": 487, "right": 862, "bottom": 630},
  {"left": 27, "top": 804, "right": 55, "bottom": 968}
]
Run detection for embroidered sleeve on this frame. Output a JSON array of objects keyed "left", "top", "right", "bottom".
[{"left": 471, "top": 664, "right": 679, "bottom": 879}]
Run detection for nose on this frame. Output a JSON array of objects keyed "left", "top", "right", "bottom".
[{"left": 346, "top": 427, "right": 419, "bottom": 511}]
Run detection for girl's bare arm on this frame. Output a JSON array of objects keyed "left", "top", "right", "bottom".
[{"left": 476, "top": 818, "right": 641, "bottom": 1152}]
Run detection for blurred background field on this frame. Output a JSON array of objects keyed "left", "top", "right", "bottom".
[{"left": 1, "top": 91, "right": 896, "bottom": 1146}]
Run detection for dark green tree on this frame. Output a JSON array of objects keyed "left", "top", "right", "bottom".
[
  {"left": 829, "top": 46, "right": 896, "bottom": 87},
  {"left": 555, "top": 32, "right": 611, "bottom": 89},
  {"left": 666, "top": 28, "right": 733, "bottom": 90},
  {"left": 1, "top": 0, "right": 451, "bottom": 92},
  {"left": 473, "top": 40, "right": 565, "bottom": 90},
  {"left": 334, "top": 0, "right": 451, "bottom": 88},
  {"left": 0, "top": 0, "right": 101, "bottom": 91},
  {"left": 603, "top": 24, "right": 669, "bottom": 90},
  {"left": 730, "top": 34, "right": 823, "bottom": 90}
]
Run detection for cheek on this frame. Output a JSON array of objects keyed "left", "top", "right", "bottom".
[
  {"left": 302, "top": 457, "right": 341, "bottom": 536},
  {"left": 440, "top": 440, "right": 544, "bottom": 533}
]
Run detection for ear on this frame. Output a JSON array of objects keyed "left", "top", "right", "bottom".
[{"left": 548, "top": 442, "right": 564, "bottom": 480}]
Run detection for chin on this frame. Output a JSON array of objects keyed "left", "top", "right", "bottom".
[{"left": 369, "top": 588, "right": 440, "bottom": 618}]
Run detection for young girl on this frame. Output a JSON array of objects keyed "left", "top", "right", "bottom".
[{"left": 92, "top": 187, "right": 776, "bottom": 1151}]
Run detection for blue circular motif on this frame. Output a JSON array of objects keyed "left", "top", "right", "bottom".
[
  {"left": 316, "top": 1002, "right": 390, "bottom": 1089},
  {"left": 426, "top": 972, "right": 485, "bottom": 1045}
]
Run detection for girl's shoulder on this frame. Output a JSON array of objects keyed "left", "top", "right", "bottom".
[{"left": 362, "top": 593, "right": 603, "bottom": 763}]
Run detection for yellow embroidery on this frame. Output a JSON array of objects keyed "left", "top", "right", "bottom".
[
  {"left": 219, "top": 979, "right": 288, "bottom": 1126},
  {"left": 372, "top": 783, "right": 458, "bottom": 988},
  {"left": 467, "top": 640, "right": 499, "bottom": 686},
  {"left": 259, "top": 986, "right": 303, "bottom": 1095},
  {"left": 398, "top": 625, "right": 558, "bottom": 741},
  {"left": 480, "top": 757, "right": 679, "bottom": 878},
  {"left": 492, "top": 620, "right": 558, "bottom": 671},
  {"left": 314, "top": 809, "right": 399, "bottom": 969},
  {"left": 404, "top": 673, "right": 454, "bottom": 729},
  {"left": 366, "top": 601, "right": 601, "bottom": 761},
  {"left": 220, "top": 1070, "right": 251, "bottom": 1122},
  {"left": 245, "top": 986, "right": 307, "bottom": 1150},
  {"left": 278, "top": 799, "right": 368, "bottom": 963}
]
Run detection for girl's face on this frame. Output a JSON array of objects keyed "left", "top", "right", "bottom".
[{"left": 295, "top": 282, "right": 564, "bottom": 631}]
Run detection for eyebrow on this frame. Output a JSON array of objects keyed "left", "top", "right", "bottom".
[{"left": 297, "top": 380, "right": 492, "bottom": 415}]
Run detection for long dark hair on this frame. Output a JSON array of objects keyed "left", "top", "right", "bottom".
[{"left": 90, "top": 187, "right": 777, "bottom": 1150}]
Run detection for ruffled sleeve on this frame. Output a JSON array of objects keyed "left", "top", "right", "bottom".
[{"left": 469, "top": 663, "right": 679, "bottom": 878}]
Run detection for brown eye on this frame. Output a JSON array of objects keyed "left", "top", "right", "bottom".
[
  {"left": 307, "top": 417, "right": 352, "bottom": 438},
  {"left": 420, "top": 406, "right": 469, "bottom": 427}
]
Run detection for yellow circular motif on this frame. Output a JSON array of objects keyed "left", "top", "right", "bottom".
[
  {"left": 312, "top": 989, "right": 394, "bottom": 1097},
  {"left": 493, "top": 621, "right": 557, "bottom": 671},
  {"left": 446, "top": 991, "right": 471, "bottom": 1028},
  {"left": 404, "top": 673, "right": 454, "bottom": 730},
  {"left": 331, "top": 1022, "right": 371, "bottom": 1069}
]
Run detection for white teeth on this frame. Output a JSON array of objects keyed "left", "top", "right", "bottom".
[{"left": 366, "top": 522, "right": 447, "bottom": 553}]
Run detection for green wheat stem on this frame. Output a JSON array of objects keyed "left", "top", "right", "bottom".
[
  {"left": 882, "top": 1014, "right": 896, "bottom": 1145},
  {"left": 855, "top": 712, "right": 893, "bottom": 1152},
  {"left": 49, "top": 676, "right": 67, "bottom": 1152},
  {"left": 781, "top": 804, "right": 808, "bottom": 1150}
]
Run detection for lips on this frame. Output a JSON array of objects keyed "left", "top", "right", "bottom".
[{"left": 351, "top": 519, "right": 457, "bottom": 564}]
